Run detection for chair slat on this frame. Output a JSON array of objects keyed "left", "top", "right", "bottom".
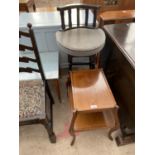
[
  {"left": 19, "top": 56, "right": 37, "bottom": 63},
  {"left": 68, "top": 8, "right": 72, "bottom": 28},
  {"left": 19, "top": 31, "right": 30, "bottom": 38},
  {"left": 19, "top": 44, "right": 34, "bottom": 51},
  {"left": 19, "top": 67, "right": 40, "bottom": 73},
  {"left": 85, "top": 8, "right": 89, "bottom": 27},
  {"left": 93, "top": 9, "right": 97, "bottom": 27},
  {"left": 77, "top": 8, "right": 80, "bottom": 27},
  {"left": 60, "top": 10, "right": 65, "bottom": 30}
]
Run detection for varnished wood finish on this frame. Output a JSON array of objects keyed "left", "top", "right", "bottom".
[
  {"left": 74, "top": 112, "right": 107, "bottom": 131},
  {"left": 103, "top": 23, "right": 135, "bottom": 68},
  {"left": 101, "top": 23, "right": 135, "bottom": 146},
  {"left": 99, "top": 10, "right": 135, "bottom": 25},
  {"left": 19, "top": 0, "right": 36, "bottom": 12},
  {"left": 68, "top": 69, "right": 120, "bottom": 145},
  {"left": 19, "top": 23, "right": 56, "bottom": 143},
  {"left": 82, "top": 0, "right": 134, "bottom": 13},
  {"left": 70, "top": 69, "right": 117, "bottom": 112}
]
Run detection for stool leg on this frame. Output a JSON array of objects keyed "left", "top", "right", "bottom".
[
  {"left": 108, "top": 107, "right": 120, "bottom": 140},
  {"left": 96, "top": 53, "right": 100, "bottom": 68},
  {"left": 69, "top": 111, "right": 77, "bottom": 146},
  {"left": 89, "top": 55, "right": 96, "bottom": 69},
  {"left": 68, "top": 55, "right": 72, "bottom": 70},
  {"left": 54, "top": 79, "right": 61, "bottom": 103}
]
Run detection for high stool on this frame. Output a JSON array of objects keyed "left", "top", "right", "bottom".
[{"left": 56, "top": 3, "right": 106, "bottom": 70}]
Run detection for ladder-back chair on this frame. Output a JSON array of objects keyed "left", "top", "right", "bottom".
[{"left": 19, "top": 23, "right": 56, "bottom": 143}]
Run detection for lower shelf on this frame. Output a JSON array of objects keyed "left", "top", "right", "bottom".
[{"left": 74, "top": 112, "right": 107, "bottom": 132}]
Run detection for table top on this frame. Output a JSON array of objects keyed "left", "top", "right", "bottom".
[
  {"left": 103, "top": 23, "right": 135, "bottom": 68},
  {"left": 19, "top": 0, "right": 31, "bottom": 4},
  {"left": 19, "top": 52, "right": 59, "bottom": 81},
  {"left": 70, "top": 69, "right": 117, "bottom": 112},
  {"left": 19, "top": 11, "right": 94, "bottom": 29},
  {"left": 100, "top": 10, "right": 135, "bottom": 21}
]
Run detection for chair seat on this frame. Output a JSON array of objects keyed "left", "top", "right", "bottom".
[
  {"left": 19, "top": 80, "right": 45, "bottom": 121},
  {"left": 56, "top": 28, "right": 106, "bottom": 56}
]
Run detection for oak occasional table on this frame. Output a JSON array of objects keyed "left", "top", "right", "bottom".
[
  {"left": 99, "top": 10, "right": 135, "bottom": 26},
  {"left": 19, "top": 0, "right": 36, "bottom": 12},
  {"left": 68, "top": 69, "right": 120, "bottom": 145}
]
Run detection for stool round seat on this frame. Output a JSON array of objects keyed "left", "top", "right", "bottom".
[{"left": 56, "top": 28, "right": 106, "bottom": 57}]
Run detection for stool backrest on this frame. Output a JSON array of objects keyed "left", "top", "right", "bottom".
[{"left": 57, "top": 3, "right": 100, "bottom": 31}]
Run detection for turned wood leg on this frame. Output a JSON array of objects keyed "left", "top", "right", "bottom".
[
  {"left": 89, "top": 55, "right": 96, "bottom": 69},
  {"left": 44, "top": 118, "right": 56, "bottom": 143},
  {"left": 69, "top": 111, "right": 77, "bottom": 146},
  {"left": 66, "top": 76, "right": 71, "bottom": 97},
  {"left": 96, "top": 53, "right": 100, "bottom": 68},
  {"left": 33, "top": 4, "right": 36, "bottom": 12},
  {"left": 54, "top": 79, "right": 61, "bottom": 103},
  {"left": 68, "top": 55, "right": 72, "bottom": 70},
  {"left": 44, "top": 95, "right": 56, "bottom": 143},
  {"left": 108, "top": 106, "right": 120, "bottom": 140}
]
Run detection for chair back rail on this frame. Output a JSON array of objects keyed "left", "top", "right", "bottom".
[
  {"left": 19, "top": 44, "right": 34, "bottom": 51},
  {"left": 57, "top": 3, "right": 100, "bottom": 31},
  {"left": 19, "top": 24, "right": 45, "bottom": 80},
  {"left": 19, "top": 67, "right": 40, "bottom": 73},
  {"left": 19, "top": 56, "right": 37, "bottom": 63}
]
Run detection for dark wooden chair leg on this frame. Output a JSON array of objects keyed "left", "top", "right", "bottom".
[
  {"left": 44, "top": 95, "right": 56, "bottom": 143},
  {"left": 44, "top": 118, "right": 56, "bottom": 143},
  {"left": 69, "top": 111, "right": 77, "bottom": 146}
]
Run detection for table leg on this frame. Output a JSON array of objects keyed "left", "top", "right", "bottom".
[
  {"left": 69, "top": 111, "right": 77, "bottom": 146},
  {"left": 108, "top": 106, "right": 120, "bottom": 140},
  {"left": 54, "top": 79, "right": 61, "bottom": 103}
]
